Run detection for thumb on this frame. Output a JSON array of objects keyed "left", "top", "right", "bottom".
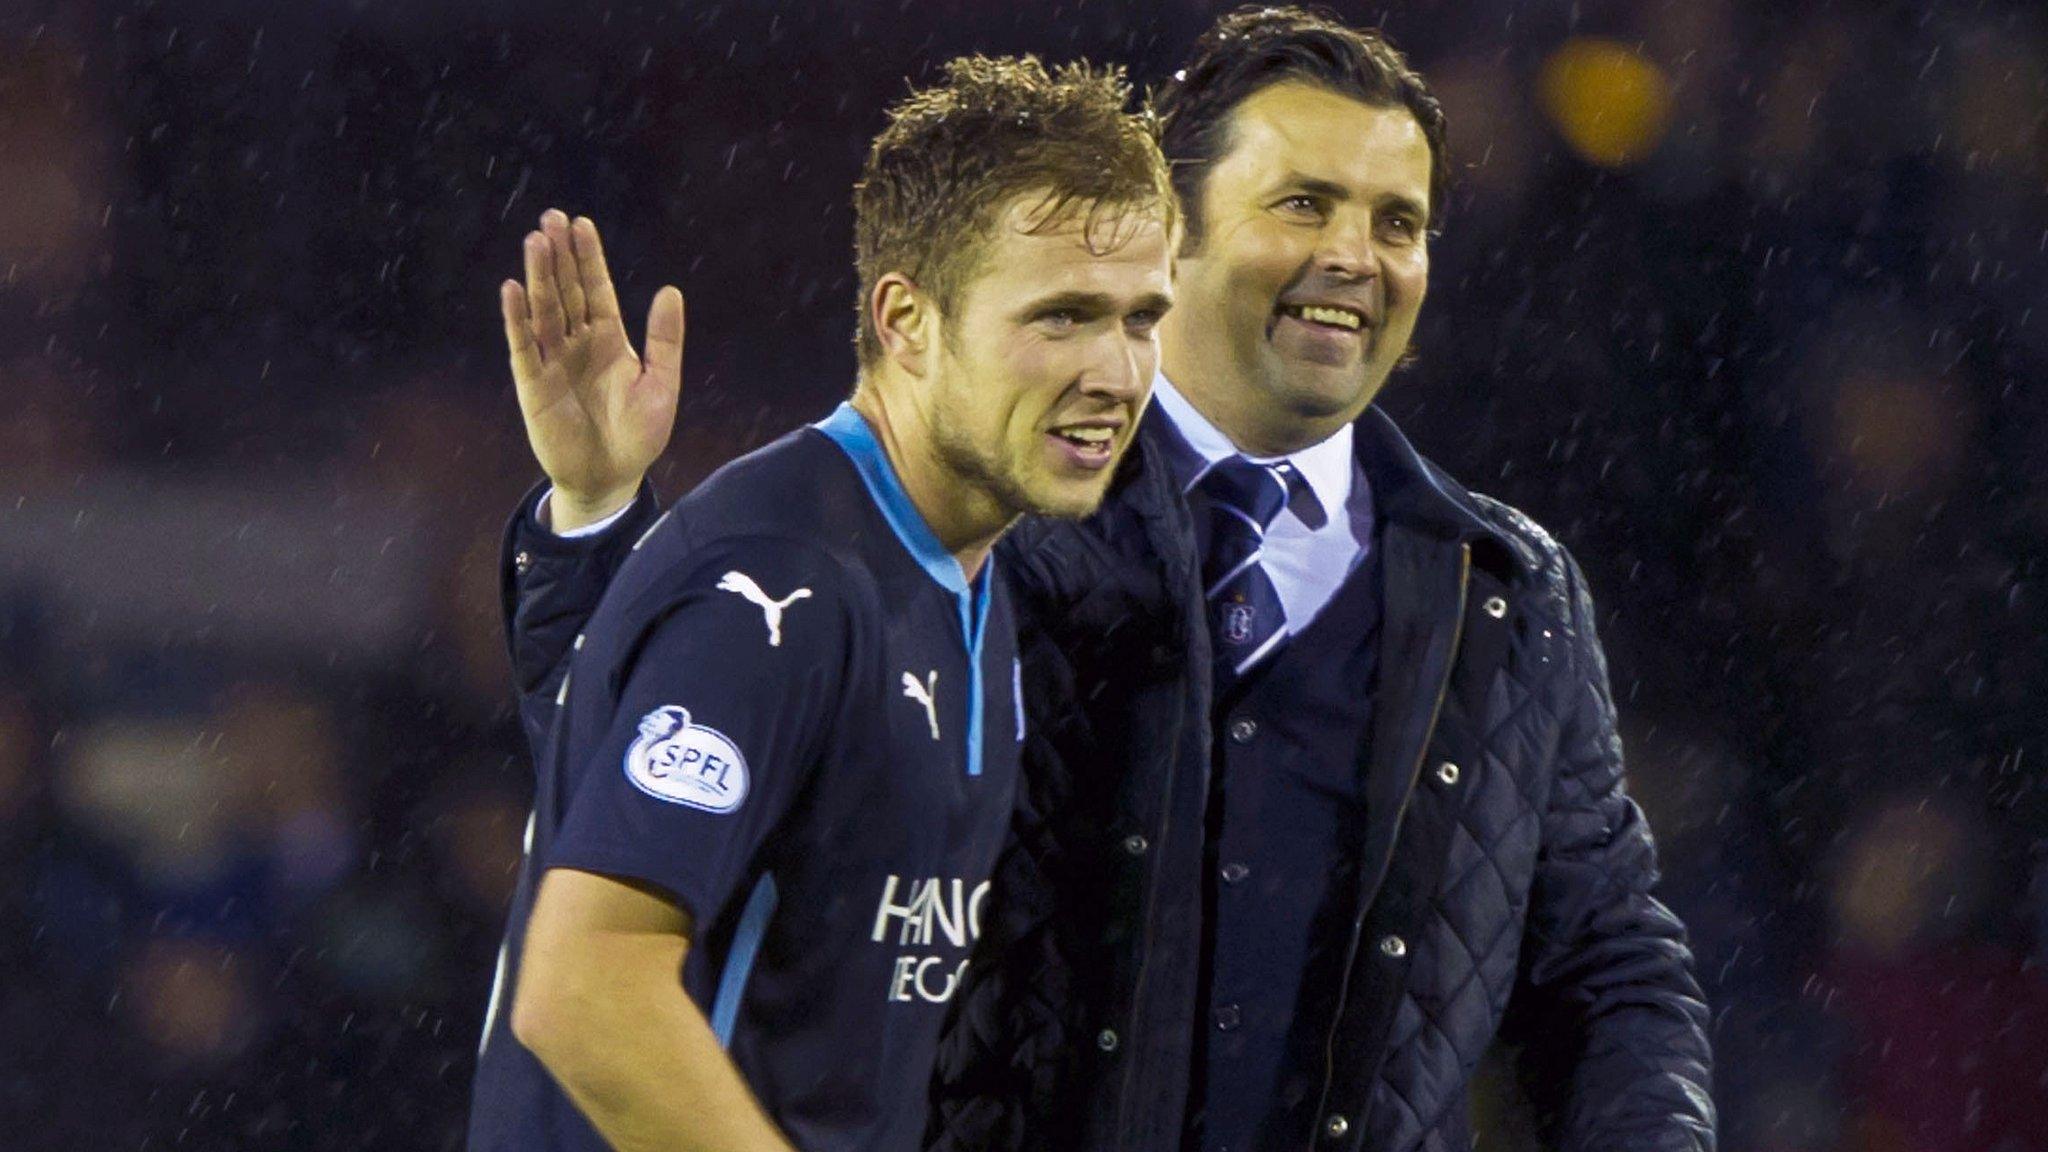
[{"left": 642, "top": 286, "right": 686, "bottom": 389}]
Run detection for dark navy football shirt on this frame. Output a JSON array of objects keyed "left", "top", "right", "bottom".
[{"left": 469, "top": 403, "right": 1023, "bottom": 1152}]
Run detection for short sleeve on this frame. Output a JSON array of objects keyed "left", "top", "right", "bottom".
[{"left": 546, "top": 537, "right": 853, "bottom": 926}]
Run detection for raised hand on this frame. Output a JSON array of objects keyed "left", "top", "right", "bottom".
[{"left": 501, "top": 209, "right": 684, "bottom": 531}]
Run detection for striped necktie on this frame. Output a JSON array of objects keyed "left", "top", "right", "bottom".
[{"left": 1196, "top": 455, "right": 1310, "bottom": 692}]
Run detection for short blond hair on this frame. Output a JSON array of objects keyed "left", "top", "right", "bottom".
[{"left": 852, "top": 55, "right": 1176, "bottom": 366}]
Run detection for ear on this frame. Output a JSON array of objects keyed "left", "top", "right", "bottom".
[{"left": 871, "top": 272, "right": 934, "bottom": 378}]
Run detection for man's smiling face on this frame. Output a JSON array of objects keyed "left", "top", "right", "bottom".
[{"left": 1162, "top": 81, "right": 1434, "bottom": 455}]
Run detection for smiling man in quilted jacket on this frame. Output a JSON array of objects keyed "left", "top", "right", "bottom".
[{"left": 495, "top": 8, "right": 1715, "bottom": 1151}]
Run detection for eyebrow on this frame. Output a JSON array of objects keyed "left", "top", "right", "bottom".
[
  {"left": 1020, "top": 289, "right": 1175, "bottom": 317},
  {"left": 1277, "top": 172, "right": 1431, "bottom": 225}
]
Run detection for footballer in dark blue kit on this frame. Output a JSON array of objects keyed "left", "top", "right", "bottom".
[
  {"left": 473, "top": 410, "right": 1018, "bottom": 1151},
  {"left": 471, "top": 56, "right": 1177, "bottom": 1152}
]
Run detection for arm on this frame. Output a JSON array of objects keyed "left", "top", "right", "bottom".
[
  {"left": 1503, "top": 553, "right": 1716, "bottom": 1152},
  {"left": 527, "top": 540, "right": 851, "bottom": 1149},
  {"left": 500, "top": 477, "right": 661, "bottom": 757},
  {"left": 497, "top": 208, "right": 683, "bottom": 742},
  {"left": 513, "top": 868, "right": 794, "bottom": 1152}
]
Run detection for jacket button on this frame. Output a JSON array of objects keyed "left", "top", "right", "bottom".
[
  {"left": 1213, "top": 1004, "right": 1241, "bottom": 1031},
  {"left": 1122, "top": 834, "right": 1149, "bottom": 856},
  {"left": 1324, "top": 1114, "right": 1350, "bottom": 1139},
  {"left": 1228, "top": 718, "right": 1258, "bottom": 743},
  {"left": 1435, "top": 760, "right": 1460, "bottom": 786},
  {"left": 1379, "top": 934, "right": 1407, "bottom": 959},
  {"left": 1096, "top": 1028, "right": 1119, "bottom": 1052},
  {"left": 1482, "top": 595, "right": 1508, "bottom": 619},
  {"left": 1220, "top": 862, "right": 1249, "bottom": 884},
  {"left": 514, "top": 550, "right": 533, "bottom": 576}
]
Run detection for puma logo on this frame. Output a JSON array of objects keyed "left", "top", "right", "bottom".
[
  {"left": 901, "top": 670, "right": 940, "bottom": 741},
  {"left": 716, "top": 570, "right": 813, "bottom": 647}
]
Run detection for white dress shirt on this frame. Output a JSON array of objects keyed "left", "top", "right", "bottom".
[{"left": 1149, "top": 373, "right": 1374, "bottom": 635}]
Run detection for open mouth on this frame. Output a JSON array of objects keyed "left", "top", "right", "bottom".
[
  {"left": 1046, "top": 422, "right": 1120, "bottom": 469},
  {"left": 1276, "top": 302, "right": 1367, "bottom": 332}
]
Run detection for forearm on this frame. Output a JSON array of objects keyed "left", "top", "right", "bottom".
[
  {"left": 1515, "top": 553, "right": 1714, "bottom": 1148},
  {"left": 1518, "top": 843, "right": 1714, "bottom": 1151},
  {"left": 500, "top": 478, "right": 659, "bottom": 698},
  {"left": 516, "top": 932, "right": 795, "bottom": 1152}
]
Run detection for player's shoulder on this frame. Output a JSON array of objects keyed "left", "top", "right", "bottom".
[
  {"left": 546, "top": 533, "right": 864, "bottom": 721},
  {"left": 680, "top": 424, "right": 879, "bottom": 549},
  {"left": 617, "top": 425, "right": 875, "bottom": 575},
  {"left": 618, "top": 526, "right": 873, "bottom": 643},
  {"left": 588, "top": 433, "right": 884, "bottom": 660}
]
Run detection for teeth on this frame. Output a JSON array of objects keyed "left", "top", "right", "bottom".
[
  {"left": 1058, "top": 427, "right": 1113, "bottom": 445},
  {"left": 1290, "top": 304, "right": 1363, "bottom": 331}
]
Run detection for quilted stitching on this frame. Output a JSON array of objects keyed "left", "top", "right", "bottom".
[
  {"left": 1368, "top": 675, "right": 1554, "bottom": 1150},
  {"left": 931, "top": 484, "right": 1712, "bottom": 1152},
  {"left": 1352, "top": 512, "right": 1712, "bottom": 1152}
]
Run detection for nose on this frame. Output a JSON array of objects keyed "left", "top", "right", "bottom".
[
  {"left": 1078, "top": 328, "right": 1149, "bottom": 404},
  {"left": 1316, "top": 208, "right": 1381, "bottom": 283}
]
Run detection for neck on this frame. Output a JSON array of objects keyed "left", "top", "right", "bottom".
[
  {"left": 849, "top": 380, "right": 1011, "bottom": 580},
  {"left": 1159, "top": 316, "right": 1366, "bottom": 457}
]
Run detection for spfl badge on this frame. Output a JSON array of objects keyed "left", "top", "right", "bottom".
[{"left": 623, "top": 705, "right": 749, "bottom": 813}]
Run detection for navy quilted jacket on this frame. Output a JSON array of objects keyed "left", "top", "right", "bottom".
[{"left": 498, "top": 406, "right": 1716, "bottom": 1152}]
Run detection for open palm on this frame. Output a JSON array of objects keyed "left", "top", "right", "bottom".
[{"left": 501, "top": 210, "right": 683, "bottom": 528}]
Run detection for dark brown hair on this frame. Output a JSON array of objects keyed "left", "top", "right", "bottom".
[
  {"left": 853, "top": 55, "right": 1175, "bottom": 366},
  {"left": 1154, "top": 6, "right": 1449, "bottom": 248}
]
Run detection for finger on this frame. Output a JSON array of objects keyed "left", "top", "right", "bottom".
[
  {"left": 524, "top": 231, "right": 567, "bottom": 354},
  {"left": 641, "top": 286, "right": 686, "bottom": 390},
  {"left": 572, "top": 216, "right": 623, "bottom": 323},
  {"left": 500, "top": 280, "right": 543, "bottom": 388},
  {"left": 542, "top": 209, "right": 587, "bottom": 330}
]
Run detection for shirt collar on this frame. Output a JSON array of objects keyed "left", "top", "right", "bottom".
[
  {"left": 1149, "top": 371, "right": 1355, "bottom": 517},
  {"left": 1140, "top": 376, "right": 1542, "bottom": 577},
  {"left": 813, "top": 401, "right": 998, "bottom": 781},
  {"left": 813, "top": 401, "right": 982, "bottom": 597}
]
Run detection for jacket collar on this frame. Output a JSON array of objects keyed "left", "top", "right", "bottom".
[
  {"left": 1135, "top": 401, "right": 1537, "bottom": 577},
  {"left": 1354, "top": 405, "right": 1539, "bottom": 575}
]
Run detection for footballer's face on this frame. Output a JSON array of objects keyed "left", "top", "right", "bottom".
[
  {"left": 1161, "top": 82, "right": 1434, "bottom": 456},
  {"left": 925, "top": 195, "right": 1175, "bottom": 521}
]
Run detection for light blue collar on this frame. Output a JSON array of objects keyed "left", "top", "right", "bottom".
[
  {"left": 815, "top": 402, "right": 976, "bottom": 594},
  {"left": 815, "top": 402, "right": 995, "bottom": 777}
]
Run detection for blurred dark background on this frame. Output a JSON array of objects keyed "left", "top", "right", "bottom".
[{"left": 2, "top": 0, "right": 2044, "bottom": 1148}]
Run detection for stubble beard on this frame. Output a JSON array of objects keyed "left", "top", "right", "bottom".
[
  {"left": 930, "top": 413, "right": 1109, "bottom": 523},
  {"left": 929, "top": 410, "right": 1039, "bottom": 523}
]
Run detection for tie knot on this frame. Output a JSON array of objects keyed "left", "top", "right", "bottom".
[{"left": 1197, "top": 456, "right": 1302, "bottom": 530}]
